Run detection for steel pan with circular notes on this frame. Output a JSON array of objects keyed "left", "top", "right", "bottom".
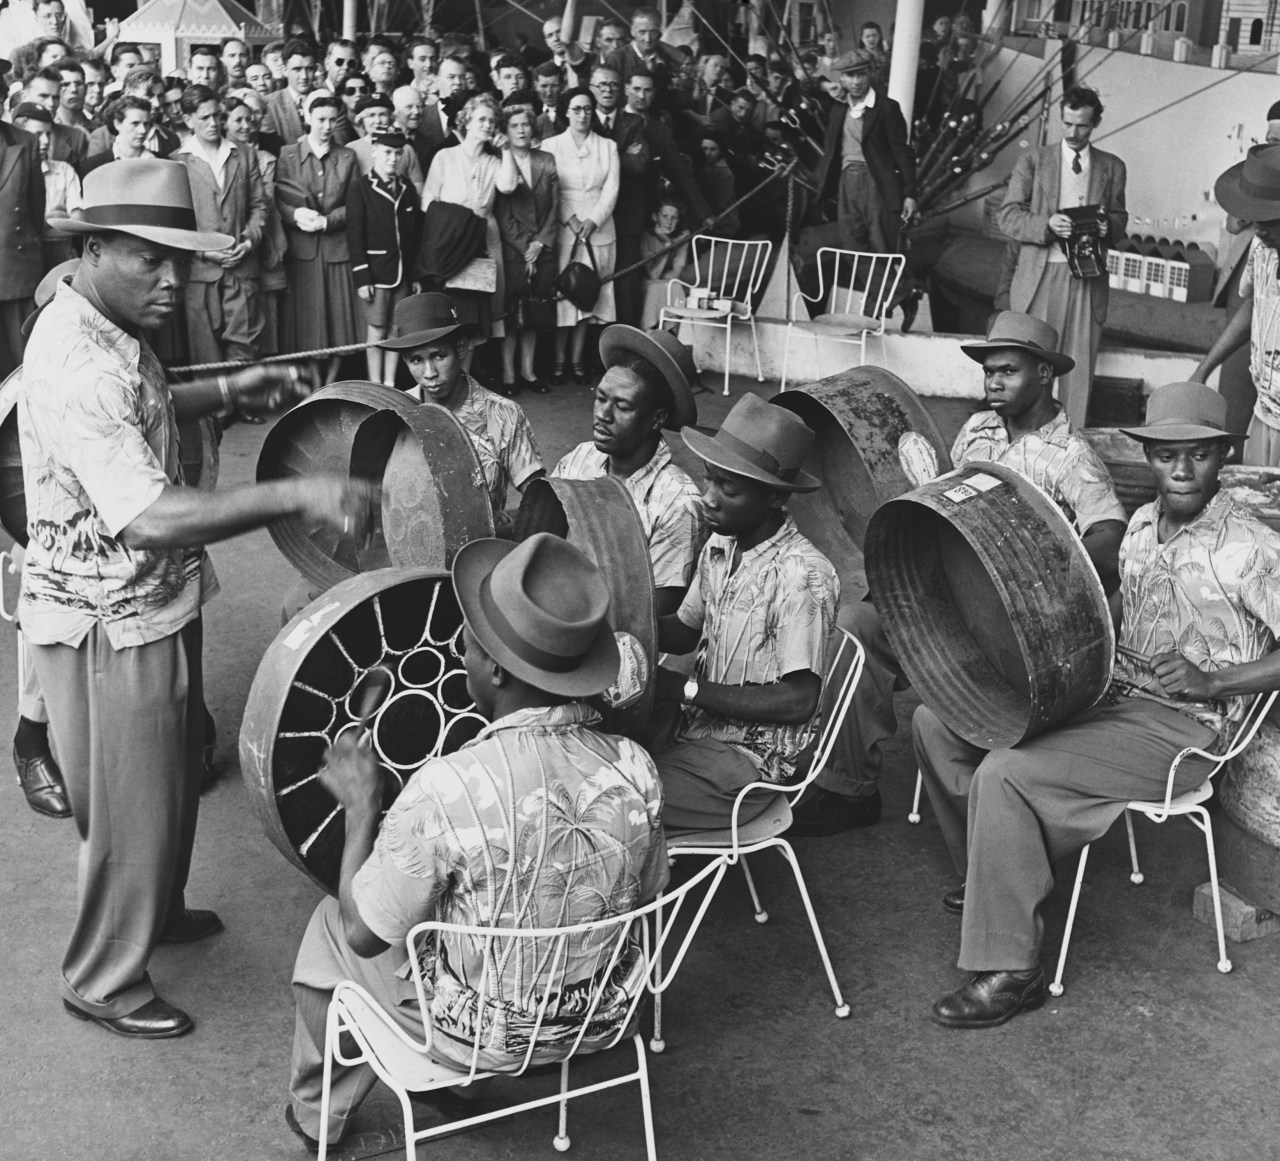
[{"left": 240, "top": 566, "right": 485, "bottom": 893}]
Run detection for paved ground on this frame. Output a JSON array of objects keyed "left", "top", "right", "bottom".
[{"left": 4, "top": 375, "right": 1280, "bottom": 1161}]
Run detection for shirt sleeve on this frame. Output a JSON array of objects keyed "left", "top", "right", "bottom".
[
  {"left": 648, "top": 490, "right": 705, "bottom": 589},
  {"left": 1241, "top": 240, "right": 1258, "bottom": 297},
  {"left": 772, "top": 553, "right": 840, "bottom": 679},
  {"left": 1234, "top": 519, "right": 1280, "bottom": 641},
  {"left": 53, "top": 356, "right": 169, "bottom": 537},
  {"left": 676, "top": 544, "right": 709, "bottom": 630},
  {"left": 503, "top": 403, "right": 544, "bottom": 489},
  {"left": 1059, "top": 443, "right": 1128, "bottom": 533}
]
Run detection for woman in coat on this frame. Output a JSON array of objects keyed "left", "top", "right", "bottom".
[
  {"left": 493, "top": 103, "right": 559, "bottom": 395},
  {"left": 275, "top": 92, "right": 359, "bottom": 382},
  {"left": 542, "top": 86, "right": 619, "bottom": 384}
]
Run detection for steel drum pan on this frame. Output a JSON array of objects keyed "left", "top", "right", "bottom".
[{"left": 240, "top": 566, "right": 484, "bottom": 892}]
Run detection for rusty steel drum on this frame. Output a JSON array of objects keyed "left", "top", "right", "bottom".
[
  {"left": 774, "top": 368, "right": 954, "bottom": 557},
  {"left": 864, "top": 461, "right": 1115, "bottom": 750},
  {"left": 257, "top": 381, "right": 417, "bottom": 588},
  {"left": 1220, "top": 719, "right": 1280, "bottom": 913},
  {"left": 240, "top": 566, "right": 485, "bottom": 892},
  {"left": 0, "top": 370, "right": 25, "bottom": 546},
  {"left": 514, "top": 476, "right": 656, "bottom": 739},
  {"left": 349, "top": 402, "right": 494, "bottom": 570}
]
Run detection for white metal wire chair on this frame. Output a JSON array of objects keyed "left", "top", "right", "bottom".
[
  {"left": 1049, "top": 690, "right": 1280, "bottom": 998},
  {"left": 651, "top": 628, "right": 865, "bottom": 1051},
  {"left": 779, "top": 247, "right": 905, "bottom": 390},
  {"left": 316, "top": 855, "right": 730, "bottom": 1160},
  {"left": 658, "top": 235, "right": 773, "bottom": 396}
]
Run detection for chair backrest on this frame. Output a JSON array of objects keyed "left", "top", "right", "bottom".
[
  {"left": 808, "top": 246, "right": 905, "bottom": 329},
  {"left": 688, "top": 234, "right": 773, "bottom": 310},
  {"left": 793, "top": 627, "right": 865, "bottom": 795},
  {"left": 403, "top": 855, "right": 730, "bottom": 1081}
]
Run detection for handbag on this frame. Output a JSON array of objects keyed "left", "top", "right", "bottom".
[
  {"left": 511, "top": 255, "right": 559, "bottom": 330},
  {"left": 446, "top": 255, "right": 498, "bottom": 293},
  {"left": 556, "top": 235, "right": 602, "bottom": 312}
]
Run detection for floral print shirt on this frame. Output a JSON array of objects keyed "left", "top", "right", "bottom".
[
  {"left": 17, "top": 282, "right": 216, "bottom": 649},
  {"left": 352, "top": 702, "right": 668, "bottom": 1071},
  {"left": 951, "top": 405, "right": 1126, "bottom": 535},
  {"left": 553, "top": 440, "right": 707, "bottom": 589},
  {"left": 1114, "top": 490, "right": 1280, "bottom": 743},
  {"left": 676, "top": 513, "right": 840, "bottom": 782},
  {"left": 1240, "top": 236, "right": 1280, "bottom": 430}
]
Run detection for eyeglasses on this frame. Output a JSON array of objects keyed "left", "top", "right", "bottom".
[
  {"left": 568, "top": 104, "right": 593, "bottom": 113},
  {"left": 344, "top": 85, "right": 369, "bottom": 95},
  {"left": 591, "top": 80, "right": 619, "bottom": 88},
  {"left": 331, "top": 56, "right": 353, "bottom": 66}
]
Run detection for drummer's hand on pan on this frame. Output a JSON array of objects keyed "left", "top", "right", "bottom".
[
  {"left": 300, "top": 476, "right": 381, "bottom": 544},
  {"left": 1151, "top": 652, "right": 1217, "bottom": 700},
  {"left": 317, "top": 732, "right": 382, "bottom": 817},
  {"left": 230, "top": 363, "right": 315, "bottom": 415}
]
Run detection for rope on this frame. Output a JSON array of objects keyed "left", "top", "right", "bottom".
[{"left": 169, "top": 161, "right": 797, "bottom": 376}]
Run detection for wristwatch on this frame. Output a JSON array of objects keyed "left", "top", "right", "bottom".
[{"left": 682, "top": 676, "right": 699, "bottom": 704}]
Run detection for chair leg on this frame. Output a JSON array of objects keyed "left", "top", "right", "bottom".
[
  {"left": 317, "top": 1011, "right": 337, "bottom": 1161},
  {"left": 740, "top": 855, "right": 767, "bottom": 923},
  {"left": 1192, "top": 807, "right": 1234, "bottom": 974},
  {"left": 749, "top": 315, "right": 764, "bottom": 381},
  {"left": 1050, "top": 843, "right": 1091, "bottom": 998},
  {"left": 650, "top": 894, "right": 665, "bottom": 1053},
  {"left": 908, "top": 769, "right": 924, "bottom": 824},
  {"left": 722, "top": 320, "right": 732, "bottom": 396},
  {"left": 633, "top": 1034, "right": 658, "bottom": 1161},
  {"left": 553, "top": 1058, "right": 571, "bottom": 1151},
  {"left": 1125, "top": 810, "right": 1144, "bottom": 884},
  {"left": 780, "top": 326, "right": 791, "bottom": 391},
  {"left": 772, "top": 839, "right": 851, "bottom": 1017}
]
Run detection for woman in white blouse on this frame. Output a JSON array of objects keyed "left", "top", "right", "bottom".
[{"left": 541, "top": 86, "right": 619, "bottom": 384}]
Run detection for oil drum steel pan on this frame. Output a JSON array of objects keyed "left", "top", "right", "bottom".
[{"left": 240, "top": 566, "right": 484, "bottom": 892}]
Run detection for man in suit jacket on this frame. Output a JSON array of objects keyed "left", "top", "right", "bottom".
[
  {"left": 22, "top": 66, "right": 88, "bottom": 167},
  {"left": 602, "top": 6, "right": 687, "bottom": 114},
  {"left": 174, "top": 84, "right": 268, "bottom": 364},
  {"left": 625, "top": 70, "right": 712, "bottom": 232},
  {"left": 261, "top": 38, "right": 318, "bottom": 145},
  {"left": 997, "top": 84, "right": 1127, "bottom": 427},
  {"left": 0, "top": 119, "right": 44, "bottom": 377}
]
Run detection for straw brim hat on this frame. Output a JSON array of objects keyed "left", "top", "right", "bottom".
[
  {"left": 598, "top": 324, "right": 698, "bottom": 431},
  {"left": 960, "top": 335, "right": 1074, "bottom": 376},
  {"left": 681, "top": 426, "right": 821, "bottom": 493},
  {"left": 1121, "top": 381, "right": 1243, "bottom": 444}
]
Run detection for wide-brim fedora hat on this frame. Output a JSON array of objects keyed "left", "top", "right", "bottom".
[
  {"left": 960, "top": 310, "right": 1075, "bottom": 375},
  {"left": 598, "top": 324, "right": 697, "bottom": 430},
  {"left": 1121, "top": 381, "right": 1241, "bottom": 444},
  {"left": 452, "top": 533, "right": 620, "bottom": 697},
  {"left": 21, "top": 258, "right": 79, "bottom": 338},
  {"left": 1215, "top": 143, "right": 1280, "bottom": 222},
  {"left": 54, "top": 159, "right": 234, "bottom": 251},
  {"left": 379, "top": 291, "right": 474, "bottom": 351},
  {"left": 682, "top": 392, "right": 821, "bottom": 493}
]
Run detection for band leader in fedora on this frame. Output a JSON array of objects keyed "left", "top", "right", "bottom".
[
  {"left": 914, "top": 383, "right": 1280, "bottom": 1031},
  {"left": 1193, "top": 143, "right": 1280, "bottom": 466},
  {"left": 18, "top": 158, "right": 378, "bottom": 1041}
]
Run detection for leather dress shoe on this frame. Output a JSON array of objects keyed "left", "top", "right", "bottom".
[
  {"left": 284, "top": 1105, "right": 320, "bottom": 1153},
  {"left": 160, "top": 909, "right": 225, "bottom": 944},
  {"left": 931, "top": 967, "right": 1048, "bottom": 1029},
  {"left": 943, "top": 884, "right": 965, "bottom": 914},
  {"left": 787, "top": 787, "right": 881, "bottom": 836},
  {"left": 63, "top": 996, "right": 194, "bottom": 1039},
  {"left": 13, "top": 745, "right": 72, "bottom": 819}
]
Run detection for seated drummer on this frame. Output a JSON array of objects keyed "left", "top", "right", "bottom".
[
  {"left": 552, "top": 324, "right": 706, "bottom": 615},
  {"left": 381, "top": 291, "right": 545, "bottom": 531},
  {"left": 651, "top": 395, "right": 840, "bottom": 831},
  {"left": 915, "top": 382, "right": 1280, "bottom": 1029},
  {"left": 790, "top": 311, "right": 1128, "bottom": 836},
  {"left": 285, "top": 533, "right": 668, "bottom": 1148}
]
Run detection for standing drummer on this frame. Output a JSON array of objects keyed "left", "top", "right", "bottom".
[
  {"left": 380, "top": 291, "right": 544, "bottom": 533},
  {"left": 789, "top": 311, "right": 1128, "bottom": 836},
  {"left": 552, "top": 325, "right": 706, "bottom": 615},
  {"left": 19, "top": 159, "right": 376, "bottom": 1040},
  {"left": 915, "top": 382, "right": 1280, "bottom": 1029}
]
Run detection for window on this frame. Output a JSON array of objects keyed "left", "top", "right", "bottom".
[
  {"left": 1250, "top": 17, "right": 1264, "bottom": 44},
  {"left": 1174, "top": 2, "right": 1187, "bottom": 32}
]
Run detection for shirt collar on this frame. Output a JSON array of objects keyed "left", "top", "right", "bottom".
[
  {"left": 177, "top": 136, "right": 233, "bottom": 164},
  {"left": 477, "top": 701, "right": 602, "bottom": 738},
  {"left": 1061, "top": 139, "right": 1090, "bottom": 165},
  {"left": 53, "top": 280, "right": 142, "bottom": 372},
  {"left": 1134, "top": 487, "right": 1233, "bottom": 540},
  {"left": 972, "top": 404, "right": 1071, "bottom": 443},
  {"left": 301, "top": 135, "right": 331, "bottom": 160},
  {"left": 707, "top": 512, "right": 799, "bottom": 565},
  {"left": 847, "top": 85, "right": 876, "bottom": 114}
]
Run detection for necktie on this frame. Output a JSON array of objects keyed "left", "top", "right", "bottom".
[{"left": 1071, "top": 152, "right": 1082, "bottom": 175}]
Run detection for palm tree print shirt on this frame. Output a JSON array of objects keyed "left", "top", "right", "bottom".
[{"left": 1114, "top": 490, "right": 1280, "bottom": 743}]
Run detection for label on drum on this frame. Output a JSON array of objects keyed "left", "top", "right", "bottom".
[
  {"left": 597, "top": 631, "right": 649, "bottom": 709},
  {"left": 942, "top": 484, "right": 977, "bottom": 503},
  {"left": 966, "top": 472, "right": 1002, "bottom": 492},
  {"left": 897, "top": 431, "right": 940, "bottom": 488}
]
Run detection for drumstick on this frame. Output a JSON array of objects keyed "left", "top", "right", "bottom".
[
  {"left": 1116, "top": 644, "right": 1155, "bottom": 669},
  {"left": 352, "top": 668, "right": 394, "bottom": 736}
]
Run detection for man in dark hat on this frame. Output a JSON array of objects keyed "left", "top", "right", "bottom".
[
  {"left": 19, "top": 158, "right": 377, "bottom": 1040},
  {"left": 914, "top": 381, "right": 1280, "bottom": 1030},
  {"left": 284, "top": 533, "right": 668, "bottom": 1149},
  {"left": 552, "top": 324, "right": 706, "bottom": 614},
  {"left": 791, "top": 311, "right": 1127, "bottom": 835},
  {"left": 1193, "top": 142, "right": 1280, "bottom": 466},
  {"left": 649, "top": 394, "right": 840, "bottom": 830},
  {"left": 0, "top": 108, "right": 43, "bottom": 378}
]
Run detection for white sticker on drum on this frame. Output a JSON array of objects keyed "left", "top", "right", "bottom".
[
  {"left": 898, "top": 431, "right": 940, "bottom": 488},
  {"left": 943, "top": 484, "right": 977, "bottom": 503},
  {"left": 966, "top": 472, "right": 1002, "bottom": 492}
]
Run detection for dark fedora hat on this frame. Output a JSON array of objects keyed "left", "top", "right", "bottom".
[
  {"left": 452, "top": 532, "right": 620, "bottom": 697},
  {"left": 54, "top": 158, "right": 233, "bottom": 252},
  {"left": 960, "top": 310, "right": 1075, "bottom": 375},
  {"left": 598, "top": 324, "right": 697, "bottom": 430},
  {"left": 682, "top": 393, "right": 821, "bottom": 492},
  {"left": 1215, "top": 143, "right": 1280, "bottom": 222},
  {"left": 379, "top": 291, "right": 472, "bottom": 351},
  {"left": 12, "top": 102, "right": 53, "bottom": 126},
  {"left": 21, "top": 258, "right": 79, "bottom": 338},
  {"left": 1121, "top": 381, "right": 1240, "bottom": 444}
]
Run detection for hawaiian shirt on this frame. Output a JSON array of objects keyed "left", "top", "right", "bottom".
[
  {"left": 1241, "top": 236, "right": 1280, "bottom": 431},
  {"left": 352, "top": 702, "right": 668, "bottom": 1072},
  {"left": 17, "top": 282, "right": 216, "bottom": 649},
  {"left": 552, "top": 440, "right": 707, "bottom": 589},
  {"left": 1113, "top": 490, "right": 1280, "bottom": 744},
  {"left": 676, "top": 514, "right": 840, "bottom": 783},
  {"left": 408, "top": 374, "right": 543, "bottom": 513},
  {"left": 952, "top": 406, "right": 1126, "bottom": 534}
]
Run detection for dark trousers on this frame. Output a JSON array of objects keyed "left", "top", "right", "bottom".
[{"left": 614, "top": 232, "right": 644, "bottom": 328}]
